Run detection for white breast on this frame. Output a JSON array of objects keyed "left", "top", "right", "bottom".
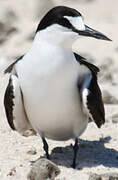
[{"left": 16, "top": 43, "right": 88, "bottom": 141}]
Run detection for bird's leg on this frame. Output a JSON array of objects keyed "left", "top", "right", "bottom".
[
  {"left": 71, "top": 138, "right": 78, "bottom": 168},
  {"left": 42, "top": 137, "right": 50, "bottom": 159}
]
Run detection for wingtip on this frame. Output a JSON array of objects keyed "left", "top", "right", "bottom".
[
  {"left": 107, "top": 37, "right": 112, "bottom": 42},
  {"left": 97, "top": 118, "right": 105, "bottom": 128},
  {"left": 100, "top": 35, "right": 112, "bottom": 42}
]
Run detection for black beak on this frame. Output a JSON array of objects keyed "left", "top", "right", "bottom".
[{"left": 78, "top": 25, "right": 112, "bottom": 41}]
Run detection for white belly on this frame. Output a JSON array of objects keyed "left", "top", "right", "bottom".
[{"left": 16, "top": 51, "right": 88, "bottom": 141}]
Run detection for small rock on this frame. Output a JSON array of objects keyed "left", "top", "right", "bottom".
[
  {"left": 102, "top": 90, "right": 118, "bottom": 104},
  {"left": 27, "top": 158, "right": 60, "bottom": 180},
  {"left": 89, "top": 173, "right": 118, "bottom": 180},
  {"left": 112, "top": 114, "right": 118, "bottom": 124},
  {"left": 27, "top": 147, "right": 37, "bottom": 155},
  {"left": 23, "top": 129, "right": 37, "bottom": 137},
  {"left": 7, "top": 167, "right": 16, "bottom": 176}
]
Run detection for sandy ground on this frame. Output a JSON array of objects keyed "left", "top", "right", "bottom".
[{"left": 0, "top": 0, "right": 118, "bottom": 179}]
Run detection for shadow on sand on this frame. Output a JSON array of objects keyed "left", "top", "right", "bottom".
[{"left": 50, "top": 136, "right": 118, "bottom": 169}]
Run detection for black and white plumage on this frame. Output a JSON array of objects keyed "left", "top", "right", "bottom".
[{"left": 4, "top": 6, "right": 110, "bottom": 168}]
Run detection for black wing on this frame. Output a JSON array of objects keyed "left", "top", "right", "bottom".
[
  {"left": 85, "top": 75, "right": 105, "bottom": 128},
  {"left": 4, "top": 78, "right": 16, "bottom": 130},
  {"left": 74, "top": 53, "right": 105, "bottom": 128},
  {"left": 4, "top": 75, "right": 33, "bottom": 133}
]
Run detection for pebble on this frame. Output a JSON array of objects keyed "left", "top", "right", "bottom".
[
  {"left": 7, "top": 167, "right": 16, "bottom": 176},
  {"left": 89, "top": 173, "right": 118, "bottom": 180},
  {"left": 27, "top": 147, "right": 37, "bottom": 155},
  {"left": 112, "top": 114, "right": 118, "bottom": 124},
  {"left": 23, "top": 129, "right": 37, "bottom": 137},
  {"left": 102, "top": 90, "right": 118, "bottom": 104},
  {"left": 27, "top": 158, "right": 60, "bottom": 180}
]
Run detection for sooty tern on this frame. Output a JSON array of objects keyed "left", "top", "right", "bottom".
[{"left": 4, "top": 6, "right": 111, "bottom": 168}]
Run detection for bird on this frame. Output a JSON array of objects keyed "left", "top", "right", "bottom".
[{"left": 4, "top": 6, "right": 111, "bottom": 168}]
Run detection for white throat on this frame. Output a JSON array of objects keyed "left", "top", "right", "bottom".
[
  {"left": 33, "top": 24, "right": 78, "bottom": 49},
  {"left": 27, "top": 31, "right": 75, "bottom": 71}
]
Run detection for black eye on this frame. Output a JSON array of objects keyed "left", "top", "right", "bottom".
[{"left": 58, "top": 17, "right": 73, "bottom": 29}]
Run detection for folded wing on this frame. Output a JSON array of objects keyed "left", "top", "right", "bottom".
[
  {"left": 74, "top": 53, "right": 105, "bottom": 128},
  {"left": 4, "top": 74, "right": 32, "bottom": 134}
]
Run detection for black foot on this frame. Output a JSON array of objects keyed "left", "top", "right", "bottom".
[
  {"left": 71, "top": 138, "right": 78, "bottom": 169},
  {"left": 42, "top": 137, "right": 50, "bottom": 159},
  {"left": 71, "top": 162, "right": 76, "bottom": 169}
]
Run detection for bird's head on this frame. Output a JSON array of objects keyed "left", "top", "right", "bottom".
[{"left": 36, "top": 6, "right": 111, "bottom": 48}]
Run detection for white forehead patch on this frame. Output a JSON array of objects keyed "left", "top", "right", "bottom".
[{"left": 64, "top": 16, "right": 85, "bottom": 31}]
